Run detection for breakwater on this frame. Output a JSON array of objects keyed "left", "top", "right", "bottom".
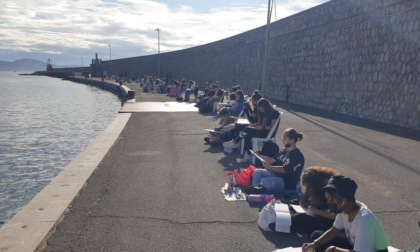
[
  {"left": 63, "top": 77, "right": 135, "bottom": 102},
  {"left": 63, "top": 0, "right": 420, "bottom": 131}
]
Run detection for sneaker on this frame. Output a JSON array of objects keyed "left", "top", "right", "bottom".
[
  {"left": 223, "top": 140, "right": 239, "bottom": 149},
  {"left": 204, "top": 137, "right": 210, "bottom": 144},
  {"left": 240, "top": 152, "right": 252, "bottom": 163}
]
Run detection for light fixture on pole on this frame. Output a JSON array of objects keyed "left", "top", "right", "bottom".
[
  {"left": 155, "top": 28, "right": 160, "bottom": 78},
  {"left": 108, "top": 44, "right": 112, "bottom": 76},
  {"left": 261, "top": 0, "right": 274, "bottom": 94}
]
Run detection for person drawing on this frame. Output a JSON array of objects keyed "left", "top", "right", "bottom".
[
  {"left": 302, "top": 175, "right": 390, "bottom": 252},
  {"left": 291, "top": 166, "right": 340, "bottom": 236},
  {"left": 246, "top": 128, "right": 305, "bottom": 194}
]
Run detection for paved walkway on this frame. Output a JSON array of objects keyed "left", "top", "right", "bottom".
[
  {"left": 41, "top": 86, "right": 420, "bottom": 251},
  {"left": 38, "top": 87, "right": 420, "bottom": 251}
]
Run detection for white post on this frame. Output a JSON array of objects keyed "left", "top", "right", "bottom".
[
  {"left": 261, "top": 0, "right": 272, "bottom": 95},
  {"left": 156, "top": 28, "right": 161, "bottom": 78}
]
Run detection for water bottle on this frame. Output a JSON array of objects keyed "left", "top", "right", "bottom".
[{"left": 247, "top": 194, "right": 275, "bottom": 203}]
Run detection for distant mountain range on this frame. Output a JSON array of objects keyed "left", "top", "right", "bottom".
[{"left": 0, "top": 59, "right": 47, "bottom": 72}]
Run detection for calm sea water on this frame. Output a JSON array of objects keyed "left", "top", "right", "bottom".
[{"left": 0, "top": 72, "right": 121, "bottom": 226}]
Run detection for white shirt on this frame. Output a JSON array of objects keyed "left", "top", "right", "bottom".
[{"left": 333, "top": 202, "right": 390, "bottom": 252}]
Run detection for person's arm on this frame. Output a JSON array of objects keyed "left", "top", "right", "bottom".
[
  {"left": 302, "top": 226, "right": 342, "bottom": 252},
  {"left": 263, "top": 117, "right": 277, "bottom": 131},
  {"left": 254, "top": 153, "right": 276, "bottom": 164},
  {"left": 261, "top": 161, "right": 285, "bottom": 174},
  {"left": 307, "top": 206, "right": 336, "bottom": 220}
]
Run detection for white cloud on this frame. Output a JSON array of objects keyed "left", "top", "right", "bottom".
[{"left": 0, "top": 0, "right": 327, "bottom": 64}]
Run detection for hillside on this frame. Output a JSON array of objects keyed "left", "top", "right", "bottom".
[{"left": 0, "top": 59, "right": 46, "bottom": 72}]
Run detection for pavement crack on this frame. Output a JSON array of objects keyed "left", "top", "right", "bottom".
[{"left": 91, "top": 214, "right": 257, "bottom": 225}]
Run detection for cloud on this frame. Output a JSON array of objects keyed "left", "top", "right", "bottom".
[{"left": 0, "top": 0, "right": 327, "bottom": 64}]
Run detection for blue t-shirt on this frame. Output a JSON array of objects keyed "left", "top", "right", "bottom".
[
  {"left": 273, "top": 148, "right": 305, "bottom": 190},
  {"left": 229, "top": 99, "right": 246, "bottom": 117}
]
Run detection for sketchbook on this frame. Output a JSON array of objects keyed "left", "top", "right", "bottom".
[
  {"left": 249, "top": 150, "right": 266, "bottom": 163},
  {"left": 274, "top": 203, "right": 292, "bottom": 233}
]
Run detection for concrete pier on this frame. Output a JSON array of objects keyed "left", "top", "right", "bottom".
[{"left": 0, "top": 80, "right": 419, "bottom": 251}]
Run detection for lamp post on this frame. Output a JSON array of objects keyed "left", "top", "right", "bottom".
[
  {"left": 108, "top": 44, "right": 112, "bottom": 76},
  {"left": 155, "top": 28, "right": 160, "bottom": 78},
  {"left": 261, "top": 0, "right": 273, "bottom": 94}
]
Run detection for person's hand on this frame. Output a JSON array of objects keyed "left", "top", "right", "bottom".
[
  {"left": 254, "top": 125, "right": 263, "bottom": 130},
  {"left": 326, "top": 246, "right": 337, "bottom": 252},
  {"left": 307, "top": 206, "right": 319, "bottom": 216},
  {"left": 262, "top": 161, "right": 271, "bottom": 170},
  {"left": 302, "top": 242, "right": 316, "bottom": 252}
]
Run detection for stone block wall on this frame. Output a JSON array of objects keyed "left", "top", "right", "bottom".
[{"left": 102, "top": 0, "right": 420, "bottom": 130}]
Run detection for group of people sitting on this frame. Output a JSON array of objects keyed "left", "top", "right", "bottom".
[
  {"left": 196, "top": 84, "right": 391, "bottom": 252},
  {"left": 140, "top": 76, "right": 199, "bottom": 102}
]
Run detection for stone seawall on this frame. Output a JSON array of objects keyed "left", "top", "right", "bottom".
[
  {"left": 82, "top": 0, "right": 420, "bottom": 130},
  {"left": 62, "top": 77, "right": 135, "bottom": 103}
]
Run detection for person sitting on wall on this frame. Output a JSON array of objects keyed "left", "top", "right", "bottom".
[{"left": 302, "top": 175, "right": 390, "bottom": 252}]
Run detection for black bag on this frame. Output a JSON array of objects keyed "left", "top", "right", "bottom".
[
  {"left": 199, "top": 103, "right": 212, "bottom": 113},
  {"left": 260, "top": 140, "right": 280, "bottom": 157}
]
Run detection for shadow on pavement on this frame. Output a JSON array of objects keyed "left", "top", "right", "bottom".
[{"left": 273, "top": 101, "right": 420, "bottom": 141}]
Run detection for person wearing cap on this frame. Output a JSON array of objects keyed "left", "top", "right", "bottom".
[{"left": 302, "top": 175, "right": 390, "bottom": 252}]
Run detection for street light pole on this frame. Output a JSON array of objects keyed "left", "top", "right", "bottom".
[
  {"left": 155, "top": 28, "right": 160, "bottom": 78},
  {"left": 108, "top": 44, "right": 112, "bottom": 76},
  {"left": 261, "top": 0, "right": 273, "bottom": 95}
]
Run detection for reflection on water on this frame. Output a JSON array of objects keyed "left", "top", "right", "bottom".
[{"left": 0, "top": 72, "right": 121, "bottom": 225}]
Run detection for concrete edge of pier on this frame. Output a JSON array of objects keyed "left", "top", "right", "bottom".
[{"left": 0, "top": 112, "right": 132, "bottom": 252}]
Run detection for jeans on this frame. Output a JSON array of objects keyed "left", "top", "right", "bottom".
[{"left": 252, "top": 169, "right": 285, "bottom": 193}]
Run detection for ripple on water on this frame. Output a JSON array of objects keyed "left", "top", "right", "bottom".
[{"left": 0, "top": 72, "right": 121, "bottom": 226}]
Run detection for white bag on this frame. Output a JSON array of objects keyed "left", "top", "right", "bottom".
[
  {"left": 258, "top": 200, "right": 292, "bottom": 232},
  {"left": 257, "top": 200, "right": 276, "bottom": 231}
]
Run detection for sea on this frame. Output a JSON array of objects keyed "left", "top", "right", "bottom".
[{"left": 0, "top": 72, "right": 121, "bottom": 226}]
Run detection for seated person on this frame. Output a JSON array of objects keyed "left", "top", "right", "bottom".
[
  {"left": 204, "top": 107, "right": 237, "bottom": 146},
  {"left": 228, "top": 90, "right": 246, "bottom": 117},
  {"left": 195, "top": 83, "right": 218, "bottom": 106},
  {"left": 184, "top": 80, "right": 196, "bottom": 102},
  {"left": 246, "top": 128, "right": 305, "bottom": 194},
  {"left": 302, "top": 176, "right": 390, "bottom": 252},
  {"left": 223, "top": 98, "right": 280, "bottom": 162},
  {"left": 291, "top": 166, "right": 340, "bottom": 236},
  {"left": 243, "top": 90, "right": 262, "bottom": 124}
]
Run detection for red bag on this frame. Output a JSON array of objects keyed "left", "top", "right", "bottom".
[{"left": 236, "top": 165, "right": 256, "bottom": 187}]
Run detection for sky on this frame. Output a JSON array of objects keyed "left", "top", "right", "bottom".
[{"left": 0, "top": 0, "right": 328, "bottom": 66}]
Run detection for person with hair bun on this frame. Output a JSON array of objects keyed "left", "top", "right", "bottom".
[{"left": 247, "top": 128, "right": 305, "bottom": 194}]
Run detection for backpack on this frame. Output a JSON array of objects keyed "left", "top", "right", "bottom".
[{"left": 199, "top": 103, "right": 212, "bottom": 113}]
